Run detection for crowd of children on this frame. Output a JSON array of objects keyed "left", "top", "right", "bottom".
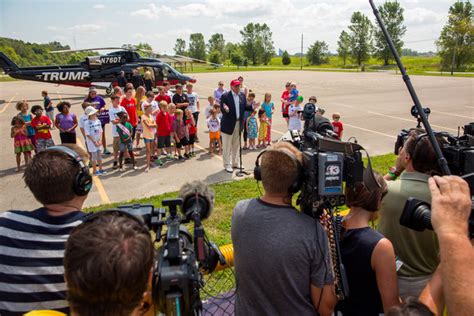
[{"left": 10, "top": 81, "right": 344, "bottom": 174}]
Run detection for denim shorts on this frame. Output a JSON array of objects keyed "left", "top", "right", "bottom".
[{"left": 119, "top": 141, "right": 133, "bottom": 152}]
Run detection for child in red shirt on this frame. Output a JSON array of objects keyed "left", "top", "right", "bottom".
[
  {"left": 332, "top": 112, "right": 344, "bottom": 140},
  {"left": 185, "top": 108, "right": 197, "bottom": 157},
  {"left": 120, "top": 88, "right": 138, "bottom": 141},
  {"left": 156, "top": 101, "right": 172, "bottom": 163},
  {"left": 31, "top": 105, "right": 55, "bottom": 152},
  {"left": 155, "top": 86, "right": 172, "bottom": 104}
]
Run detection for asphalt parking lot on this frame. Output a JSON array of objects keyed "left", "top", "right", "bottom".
[{"left": 0, "top": 70, "right": 472, "bottom": 210}]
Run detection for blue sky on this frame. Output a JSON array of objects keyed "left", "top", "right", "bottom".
[{"left": 0, "top": 0, "right": 455, "bottom": 54}]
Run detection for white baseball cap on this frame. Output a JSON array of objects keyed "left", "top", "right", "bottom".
[{"left": 85, "top": 106, "right": 98, "bottom": 116}]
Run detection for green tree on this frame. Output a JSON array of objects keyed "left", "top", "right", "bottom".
[
  {"left": 240, "top": 23, "right": 259, "bottom": 65},
  {"left": 135, "top": 42, "right": 154, "bottom": 57},
  {"left": 174, "top": 38, "right": 187, "bottom": 55},
  {"left": 282, "top": 50, "right": 291, "bottom": 65},
  {"left": 188, "top": 33, "right": 206, "bottom": 60},
  {"left": 348, "top": 11, "right": 374, "bottom": 66},
  {"left": 240, "top": 23, "right": 274, "bottom": 65},
  {"left": 373, "top": 1, "right": 406, "bottom": 65},
  {"left": 436, "top": 1, "right": 474, "bottom": 72},
  {"left": 207, "top": 33, "right": 225, "bottom": 55},
  {"left": 258, "top": 24, "right": 275, "bottom": 65},
  {"left": 230, "top": 47, "right": 244, "bottom": 69},
  {"left": 337, "top": 30, "right": 351, "bottom": 66},
  {"left": 208, "top": 50, "right": 222, "bottom": 65},
  {"left": 224, "top": 42, "right": 237, "bottom": 62},
  {"left": 307, "top": 41, "right": 329, "bottom": 65}
]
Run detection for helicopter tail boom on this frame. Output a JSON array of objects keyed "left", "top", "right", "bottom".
[{"left": 0, "top": 52, "right": 20, "bottom": 73}]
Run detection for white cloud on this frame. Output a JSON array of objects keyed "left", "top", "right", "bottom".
[
  {"left": 69, "top": 24, "right": 103, "bottom": 32},
  {"left": 93, "top": 4, "right": 106, "bottom": 9},
  {"left": 405, "top": 7, "right": 445, "bottom": 25}
]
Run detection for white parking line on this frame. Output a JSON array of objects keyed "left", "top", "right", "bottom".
[
  {"left": 344, "top": 123, "right": 396, "bottom": 139},
  {"left": 0, "top": 93, "right": 18, "bottom": 114},
  {"left": 430, "top": 109, "right": 473, "bottom": 119},
  {"left": 367, "top": 111, "right": 458, "bottom": 132}
]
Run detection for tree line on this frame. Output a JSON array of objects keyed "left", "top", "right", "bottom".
[
  {"left": 309, "top": 0, "right": 472, "bottom": 71},
  {"left": 174, "top": 22, "right": 275, "bottom": 68},
  {"left": 0, "top": 37, "right": 94, "bottom": 68},
  {"left": 174, "top": 0, "right": 472, "bottom": 71}
]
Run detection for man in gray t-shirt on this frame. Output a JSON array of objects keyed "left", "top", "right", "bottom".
[{"left": 231, "top": 142, "right": 336, "bottom": 316}]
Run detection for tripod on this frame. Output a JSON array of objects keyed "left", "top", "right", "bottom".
[{"left": 236, "top": 118, "right": 250, "bottom": 177}]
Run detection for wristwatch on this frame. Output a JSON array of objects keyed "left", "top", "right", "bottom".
[{"left": 388, "top": 166, "right": 401, "bottom": 179}]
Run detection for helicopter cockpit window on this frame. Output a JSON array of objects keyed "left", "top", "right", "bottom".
[{"left": 162, "top": 66, "right": 171, "bottom": 77}]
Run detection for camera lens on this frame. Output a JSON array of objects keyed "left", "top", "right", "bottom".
[{"left": 411, "top": 204, "right": 433, "bottom": 231}]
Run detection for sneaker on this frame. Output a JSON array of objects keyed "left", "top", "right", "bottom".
[
  {"left": 184, "top": 153, "right": 190, "bottom": 159},
  {"left": 144, "top": 168, "right": 149, "bottom": 173},
  {"left": 167, "top": 154, "right": 173, "bottom": 160},
  {"left": 95, "top": 171, "right": 101, "bottom": 176},
  {"left": 119, "top": 166, "right": 125, "bottom": 172},
  {"left": 178, "top": 155, "right": 183, "bottom": 160},
  {"left": 103, "top": 149, "right": 111, "bottom": 155},
  {"left": 112, "top": 161, "right": 118, "bottom": 169},
  {"left": 99, "top": 170, "right": 107, "bottom": 175},
  {"left": 133, "top": 165, "right": 138, "bottom": 170},
  {"left": 155, "top": 158, "right": 163, "bottom": 166}
]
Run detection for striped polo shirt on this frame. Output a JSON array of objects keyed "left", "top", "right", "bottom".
[{"left": 0, "top": 208, "right": 85, "bottom": 316}]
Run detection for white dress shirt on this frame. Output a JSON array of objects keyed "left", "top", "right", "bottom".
[{"left": 232, "top": 91, "right": 240, "bottom": 120}]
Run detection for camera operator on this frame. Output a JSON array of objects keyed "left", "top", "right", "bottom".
[
  {"left": 63, "top": 211, "right": 154, "bottom": 316},
  {"left": 0, "top": 145, "right": 90, "bottom": 316},
  {"left": 337, "top": 171, "right": 400, "bottom": 315},
  {"left": 428, "top": 175, "right": 473, "bottom": 315},
  {"left": 379, "top": 130, "right": 445, "bottom": 298},
  {"left": 231, "top": 142, "right": 336, "bottom": 316}
]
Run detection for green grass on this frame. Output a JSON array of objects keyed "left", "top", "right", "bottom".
[
  {"left": 86, "top": 153, "right": 396, "bottom": 246},
  {"left": 182, "top": 55, "right": 473, "bottom": 77},
  {"left": 0, "top": 75, "right": 17, "bottom": 82}
]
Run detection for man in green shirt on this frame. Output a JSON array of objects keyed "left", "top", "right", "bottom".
[{"left": 380, "top": 129, "right": 445, "bottom": 299}]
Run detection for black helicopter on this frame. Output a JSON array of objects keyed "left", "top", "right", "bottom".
[{"left": 0, "top": 45, "right": 212, "bottom": 94}]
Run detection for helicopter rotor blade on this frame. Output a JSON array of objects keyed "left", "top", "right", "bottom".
[
  {"left": 50, "top": 47, "right": 123, "bottom": 54},
  {"left": 173, "top": 54, "right": 223, "bottom": 67}
]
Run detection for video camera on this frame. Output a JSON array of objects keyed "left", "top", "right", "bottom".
[
  {"left": 396, "top": 123, "right": 474, "bottom": 238},
  {"left": 118, "top": 181, "right": 225, "bottom": 316},
  {"left": 368, "top": 0, "right": 474, "bottom": 239},
  {"left": 288, "top": 102, "right": 380, "bottom": 216}
]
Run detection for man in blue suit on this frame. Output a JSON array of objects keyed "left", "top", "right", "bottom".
[{"left": 220, "top": 79, "right": 253, "bottom": 173}]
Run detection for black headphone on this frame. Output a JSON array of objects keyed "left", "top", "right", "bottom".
[
  {"left": 44, "top": 146, "right": 92, "bottom": 196},
  {"left": 254, "top": 149, "right": 304, "bottom": 194}
]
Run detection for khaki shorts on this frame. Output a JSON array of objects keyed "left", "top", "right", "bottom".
[{"left": 113, "top": 137, "right": 120, "bottom": 152}]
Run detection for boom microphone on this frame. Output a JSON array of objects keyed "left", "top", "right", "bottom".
[{"left": 179, "top": 181, "right": 215, "bottom": 222}]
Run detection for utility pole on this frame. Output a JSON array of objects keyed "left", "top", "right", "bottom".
[
  {"left": 300, "top": 33, "right": 303, "bottom": 70},
  {"left": 450, "top": 44, "right": 456, "bottom": 76}
]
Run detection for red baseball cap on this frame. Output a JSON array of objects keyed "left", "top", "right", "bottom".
[{"left": 230, "top": 79, "right": 241, "bottom": 87}]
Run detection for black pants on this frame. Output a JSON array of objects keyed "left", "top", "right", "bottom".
[
  {"left": 60, "top": 132, "right": 77, "bottom": 144},
  {"left": 145, "top": 79, "right": 153, "bottom": 92},
  {"left": 192, "top": 111, "right": 199, "bottom": 126}
]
